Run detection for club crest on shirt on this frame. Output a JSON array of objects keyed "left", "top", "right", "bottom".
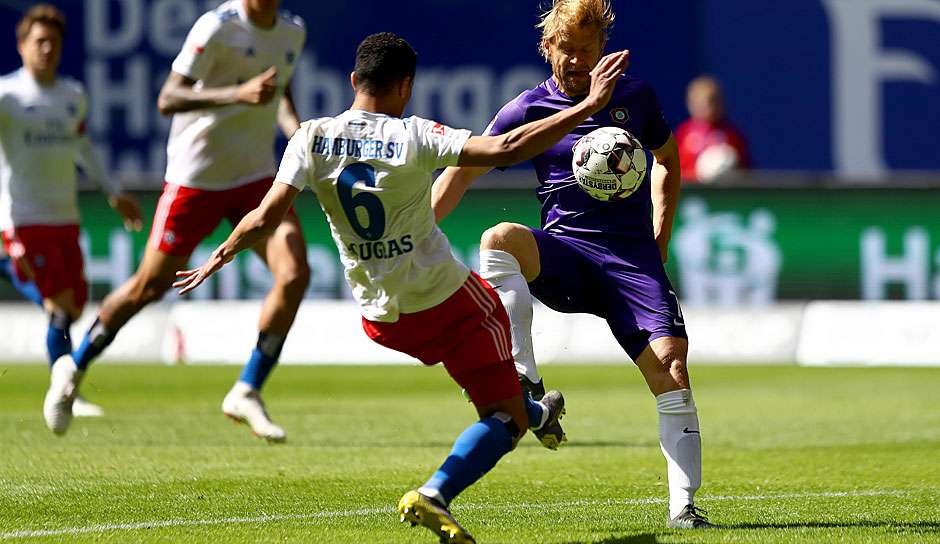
[{"left": 610, "top": 107, "right": 630, "bottom": 125}]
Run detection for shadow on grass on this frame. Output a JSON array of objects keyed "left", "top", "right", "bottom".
[
  {"left": 559, "top": 535, "right": 662, "bottom": 544},
  {"left": 722, "top": 520, "right": 940, "bottom": 532}
]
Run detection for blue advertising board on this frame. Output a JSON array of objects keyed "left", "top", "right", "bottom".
[{"left": 0, "top": 0, "right": 938, "bottom": 177}]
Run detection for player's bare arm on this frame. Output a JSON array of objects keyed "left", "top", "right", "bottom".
[
  {"left": 650, "top": 133, "right": 681, "bottom": 263},
  {"left": 431, "top": 166, "right": 493, "bottom": 223},
  {"left": 173, "top": 183, "right": 299, "bottom": 295},
  {"left": 277, "top": 84, "right": 301, "bottom": 138},
  {"left": 156, "top": 66, "right": 278, "bottom": 116},
  {"left": 456, "top": 50, "right": 628, "bottom": 168}
]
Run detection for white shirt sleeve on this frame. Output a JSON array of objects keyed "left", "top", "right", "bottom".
[
  {"left": 275, "top": 122, "right": 312, "bottom": 191},
  {"left": 171, "top": 12, "right": 221, "bottom": 81},
  {"left": 411, "top": 117, "right": 472, "bottom": 171}
]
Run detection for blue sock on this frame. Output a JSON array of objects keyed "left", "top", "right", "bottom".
[
  {"left": 524, "top": 396, "right": 547, "bottom": 429},
  {"left": 419, "top": 415, "right": 515, "bottom": 505},
  {"left": 46, "top": 312, "right": 73, "bottom": 367},
  {"left": 73, "top": 318, "right": 116, "bottom": 370},
  {"left": 0, "top": 257, "right": 42, "bottom": 306},
  {"left": 238, "top": 332, "right": 285, "bottom": 390}
]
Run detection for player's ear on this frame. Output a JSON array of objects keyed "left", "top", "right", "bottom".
[
  {"left": 540, "top": 39, "right": 551, "bottom": 61},
  {"left": 398, "top": 76, "right": 414, "bottom": 100},
  {"left": 349, "top": 71, "right": 357, "bottom": 92}
]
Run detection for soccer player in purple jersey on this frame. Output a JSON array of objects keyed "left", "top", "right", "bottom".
[{"left": 432, "top": 0, "right": 713, "bottom": 529}]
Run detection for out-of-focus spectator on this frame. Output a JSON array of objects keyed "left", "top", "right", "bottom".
[{"left": 676, "top": 76, "right": 750, "bottom": 183}]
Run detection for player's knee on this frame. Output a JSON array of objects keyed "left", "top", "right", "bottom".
[
  {"left": 665, "top": 357, "right": 690, "bottom": 389},
  {"left": 480, "top": 223, "right": 526, "bottom": 252}
]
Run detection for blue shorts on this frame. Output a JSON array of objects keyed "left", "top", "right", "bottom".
[{"left": 528, "top": 229, "right": 687, "bottom": 360}]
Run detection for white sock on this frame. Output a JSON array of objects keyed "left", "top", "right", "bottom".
[
  {"left": 479, "top": 250, "right": 539, "bottom": 383},
  {"left": 656, "top": 389, "right": 702, "bottom": 519}
]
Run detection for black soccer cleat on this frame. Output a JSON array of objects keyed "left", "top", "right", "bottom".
[
  {"left": 532, "top": 389, "right": 567, "bottom": 450},
  {"left": 667, "top": 504, "right": 716, "bottom": 529},
  {"left": 519, "top": 375, "right": 546, "bottom": 401}
]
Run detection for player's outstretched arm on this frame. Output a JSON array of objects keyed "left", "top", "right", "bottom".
[
  {"left": 173, "top": 183, "right": 299, "bottom": 294},
  {"left": 157, "top": 67, "right": 279, "bottom": 116},
  {"left": 432, "top": 166, "right": 493, "bottom": 223},
  {"left": 456, "top": 50, "right": 629, "bottom": 168}
]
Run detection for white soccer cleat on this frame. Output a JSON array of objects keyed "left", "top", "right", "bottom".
[
  {"left": 43, "top": 355, "right": 82, "bottom": 435},
  {"left": 72, "top": 395, "right": 105, "bottom": 418},
  {"left": 222, "top": 382, "right": 287, "bottom": 443}
]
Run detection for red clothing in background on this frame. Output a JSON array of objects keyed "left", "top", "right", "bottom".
[{"left": 675, "top": 119, "right": 750, "bottom": 182}]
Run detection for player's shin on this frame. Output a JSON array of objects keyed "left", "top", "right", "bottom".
[
  {"left": 72, "top": 317, "right": 116, "bottom": 370},
  {"left": 46, "top": 311, "right": 73, "bottom": 366},
  {"left": 418, "top": 413, "right": 517, "bottom": 506},
  {"left": 238, "top": 332, "right": 285, "bottom": 390},
  {"left": 656, "top": 389, "right": 703, "bottom": 519},
  {"left": 479, "top": 250, "right": 540, "bottom": 385}
]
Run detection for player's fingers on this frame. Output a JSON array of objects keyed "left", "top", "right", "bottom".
[
  {"left": 601, "top": 51, "right": 628, "bottom": 78},
  {"left": 261, "top": 66, "right": 278, "bottom": 81},
  {"left": 175, "top": 268, "right": 199, "bottom": 278}
]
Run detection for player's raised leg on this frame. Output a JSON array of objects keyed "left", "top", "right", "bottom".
[
  {"left": 478, "top": 222, "right": 567, "bottom": 449},
  {"left": 73, "top": 244, "right": 189, "bottom": 370},
  {"left": 633, "top": 336, "right": 713, "bottom": 528},
  {"left": 223, "top": 214, "right": 309, "bottom": 443}
]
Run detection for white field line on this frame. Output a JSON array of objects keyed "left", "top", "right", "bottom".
[{"left": 0, "top": 489, "right": 905, "bottom": 540}]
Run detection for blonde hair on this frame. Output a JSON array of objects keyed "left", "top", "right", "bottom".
[
  {"left": 537, "top": 0, "right": 614, "bottom": 58},
  {"left": 16, "top": 4, "right": 65, "bottom": 43}
]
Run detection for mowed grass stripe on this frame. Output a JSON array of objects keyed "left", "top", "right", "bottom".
[{"left": 0, "top": 489, "right": 907, "bottom": 539}]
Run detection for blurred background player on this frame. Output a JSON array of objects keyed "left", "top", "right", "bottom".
[
  {"left": 432, "top": 0, "right": 713, "bottom": 529},
  {"left": 675, "top": 75, "right": 750, "bottom": 183},
  {"left": 0, "top": 244, "right": 42, "bottom": 306},
  {"left": 174, "top": 33, "right": 628, "bottom": 543},
  {"left": 50, "top": 0, "right": 309, "bottom": 441},
  {"left": 0, "top": 4, "right": 142, "bottom": 422}
]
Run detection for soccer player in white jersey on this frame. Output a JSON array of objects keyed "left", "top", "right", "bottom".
[
  {"left": 0, "top": 4, "right": 141, "bottom": 420},
  {"left": 48, "top": 0, "right": 309, "bottom": 440},
  {"left": 174, "top": 33, "right": 628, "bottom": 543}
]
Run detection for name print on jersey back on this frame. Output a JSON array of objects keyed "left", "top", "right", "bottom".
[{"left": 311, "top": 135, "right": 406, "bottom": 161}]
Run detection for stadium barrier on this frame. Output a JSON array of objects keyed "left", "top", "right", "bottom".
[{"left": 1, "top": 301, "right": 937, "bottom": 366}]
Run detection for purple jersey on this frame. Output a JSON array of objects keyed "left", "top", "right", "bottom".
[{"left": 485, "top": 75, "right": 671, "bottom": 244}]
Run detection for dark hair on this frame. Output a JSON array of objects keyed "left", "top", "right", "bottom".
[
  {"left": 16, "top": 4, "right": 66, "bottom": 43},
  {"left": 354, "top": 32, "right": 417, "bottom": 94}
]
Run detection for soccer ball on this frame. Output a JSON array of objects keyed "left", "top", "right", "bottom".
[{"left": 572, "top": 127, "right": 648, "bottom": 201}]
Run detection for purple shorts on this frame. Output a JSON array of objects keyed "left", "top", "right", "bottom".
[{"left": 528, "top": 229, "right": 687, "bottom": 360}]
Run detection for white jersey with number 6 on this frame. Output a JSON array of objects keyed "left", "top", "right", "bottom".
[{"left": 276, "top": 110, "right": 472, "bottom": 322}]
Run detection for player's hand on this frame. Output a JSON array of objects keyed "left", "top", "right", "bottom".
[
  {"left": 109, "top": 192, "right": 144, "bottom": 232},
  {"left": 236, "top": 66, "right": 278, "bottom": 106},
  {"left": 173, "top": 247, "right": 233, "bottom": 295},
  {"left": 585, "top": 50, "right": 630, "bottom": 112}
]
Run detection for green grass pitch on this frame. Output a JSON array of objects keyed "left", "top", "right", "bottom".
[{"left": 1, "top": 363, "right": 938, "bottom": 543}]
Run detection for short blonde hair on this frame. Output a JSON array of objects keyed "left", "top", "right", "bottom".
[
  {"left": 537, "top": 0, "right": 614, "bottom": 58},
  {"left": 16, "top": 4, "right": 66, "bottom": 43}
]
